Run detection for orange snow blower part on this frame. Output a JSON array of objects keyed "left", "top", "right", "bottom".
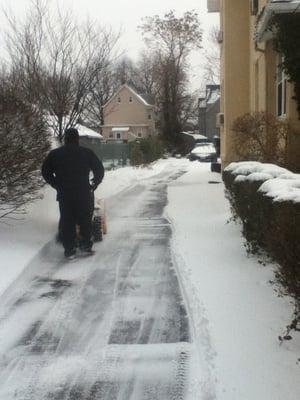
[{"left": 92, "top": 198, "right": 107, "bottom": 241}]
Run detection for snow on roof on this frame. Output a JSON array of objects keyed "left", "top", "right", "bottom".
[
  {"left": 46, "top": 115, "right": 102, "bottom": 139},
  {"left": 225, "top": 161, "right": 300, "bottom": 203},
  {"left": 103, "top": 84, "right": 153, "bottom": 109},
  {"left": 76, "top": 124, "right": 103, "bottom": 139},
  {"left": 207, "top": 90, "right": 220, "bottom": 105},
  {"left": 182, "top": 132, "right": 208, "bottom": 140}
]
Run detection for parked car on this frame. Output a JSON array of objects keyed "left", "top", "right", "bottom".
[{"left": 188, "top": 143, "right": 217, "bottom": 162}]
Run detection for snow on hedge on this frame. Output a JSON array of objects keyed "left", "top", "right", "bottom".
[{"left": 225, "top": 161, "right": 300, "bottom": 203}]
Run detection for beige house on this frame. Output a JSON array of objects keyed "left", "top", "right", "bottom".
[
  {"left": 102, "top": 84, "right": 157, "bottom": 142},
  {"left": 208, "top": 0, "right": 300, "bottom": 171}
]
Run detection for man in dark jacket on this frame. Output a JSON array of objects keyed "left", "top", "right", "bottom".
[{"left": 42, "top": 128, "right": 104, "bottom": 259}]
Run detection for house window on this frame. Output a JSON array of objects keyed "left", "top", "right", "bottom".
[
  {"left": 138, "top": 132, "right": 142, "bottom": 137},
  {"left": 116, "top": 132, "right": 121, "bottom": 139},
  {"left": 129, "top": 96, "right": 133, "bottom": 102},
  {"left": 117, "top": 97, "right": 121, "bottom": 103},
  {"left": 254, "top": 61, "right": 259, "bottom": 111},
  {"left": 277, "top": 58, "right": 287, "bottom": 117},
  {"left": 148, "top": 114, "right": 152, "bottom": 120}
]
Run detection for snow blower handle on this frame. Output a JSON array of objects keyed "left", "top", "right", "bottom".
[{"left": 90, "top": 178, "right": 98, "bottom": 192}]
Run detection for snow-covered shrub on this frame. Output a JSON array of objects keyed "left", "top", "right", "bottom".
[
  {"left": 223, "top": 162, "right": 300, "bottom": 332},
  {"left": 0, "top": 87, "right": 50, "bottom": 219}
]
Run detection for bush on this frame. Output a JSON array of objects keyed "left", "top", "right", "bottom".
[
  {"left": 232, "top": 112, "right": 288, "bottom": 165},
  {"left": 129, "top": 136, "right": 164, "bottom": 166},
  {"left": 223, "top": 163, "right": 300, "bottom": 333},
  {"left": 0, "top": 86, "right": 50, "bottom": 219}
]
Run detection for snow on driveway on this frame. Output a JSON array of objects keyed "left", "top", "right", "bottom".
[
  {"left": 0, "top": 163, "right": 198, "bottom": 400},
  {"left": 0, "top": 159, "right": 174, "bottom": 297},
  {"left": 0, "top": 158, "right": 299, "bottom": 399}
]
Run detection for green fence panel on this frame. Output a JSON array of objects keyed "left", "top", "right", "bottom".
[{"left": 79, "top": 138, "right": 130, "bottom": 169}]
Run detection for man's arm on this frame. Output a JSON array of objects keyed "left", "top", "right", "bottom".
[
  {"left": 41, "top": 152, "right": 57, "bottom": 188},
  {"left": 89, "top": 151, "right": 105, "bottom": 190}
]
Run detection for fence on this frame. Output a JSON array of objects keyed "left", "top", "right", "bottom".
[{"left": 79, "top": 138, "right": 130, "bottom": 169}]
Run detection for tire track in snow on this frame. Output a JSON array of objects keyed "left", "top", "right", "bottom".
[{"left": 0, "top": 167, "right": 193, "bottom": 400}]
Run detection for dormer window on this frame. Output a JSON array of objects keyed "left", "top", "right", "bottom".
[
  {"left": 118, "top": 97, "right": 121, "bottom": 103},
  {"left": 129, "top": 96, "right": 133, "bottom": 102}
]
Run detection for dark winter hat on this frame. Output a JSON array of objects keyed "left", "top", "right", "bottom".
[{"left": 64, "top": 127, "right": 79, "bottom": 144}]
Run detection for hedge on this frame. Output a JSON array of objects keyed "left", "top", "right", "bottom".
[{"left": 223, "top": 162, "right": 300, "bottom": 329}]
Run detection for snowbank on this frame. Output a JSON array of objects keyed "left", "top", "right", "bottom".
[{"left": 225, "top": 161, "right": 300, "bottom": 203}]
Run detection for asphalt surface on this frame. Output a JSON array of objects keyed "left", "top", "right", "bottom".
[{"left": 0, "top": 167, "right": 192, "bottom": 400}]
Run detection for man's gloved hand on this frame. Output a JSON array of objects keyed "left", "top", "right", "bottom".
[{"left": 90, "top": 179, "right": 98, "bottom": 191}]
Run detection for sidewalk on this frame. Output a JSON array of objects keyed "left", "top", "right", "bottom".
[{"left": 166, "top": 160, "right": 300, "bottom": 400}]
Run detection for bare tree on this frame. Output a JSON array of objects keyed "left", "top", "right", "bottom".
[
  {"left": 113, "top": 56, "right": 137, "bottom": 87},
  {"left": 139, "top": 10, "right": 202, "bottom": 146},
  {"left": 131, "top": 51, "right": 160, "bottom": 96},
  {"left": 4, "top": 0, "right": 119, "bottom": 141},
  {"left": 232, "top": 112, "right": 288, "bottom": 165},
  {"left": 0, "top": 81, "right": 50, "bottom": 220},
  {"left": 202, "top": 26, "right": 220, "bottom": 85},
  {"left": 83, "top": 64, "right": 116, "bottom": 129},
  {"left": 180, "top": 92, "right": 199, "bottom": 131}
]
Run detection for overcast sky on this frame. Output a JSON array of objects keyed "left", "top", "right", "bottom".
[{"left": 0, "top": 0, "right": 219, "bottom": 91}]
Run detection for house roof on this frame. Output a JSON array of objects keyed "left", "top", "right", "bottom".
[
  {"left": 198, "top": 85, "right": 220, "bottom": 109},
  {"left": 256, "top": 0, "right": 300, "bottom": 42},
  {"left": 46, "top": 116, "right": 103, "bottom": 139},
  {"left": 182, "top": 132, "right": 208, "bottom": 140},
  {"left": 76, "top": 124, "right": 103, "bottom": 139},
  {"left": 103, "top": 84, "right": 154, "bottom": 109}
]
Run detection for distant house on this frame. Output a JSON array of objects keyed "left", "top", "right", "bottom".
[
  {"left": 198, "top": 84, "right": 220, "bottom": 141},
  {"left": 101, "top": 84, "right": 157, "bottom": 142}
]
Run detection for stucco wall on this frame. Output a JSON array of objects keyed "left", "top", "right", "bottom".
[
  {"left": 220, "top": 0, "right": 300, "bottom": 170},
  {"left": 220, "top": 0, "right": 251, "bottom": 166}
]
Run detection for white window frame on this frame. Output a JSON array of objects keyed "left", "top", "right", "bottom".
[{"left": 276, "top": 56, "right": 287, "bottom": 118}]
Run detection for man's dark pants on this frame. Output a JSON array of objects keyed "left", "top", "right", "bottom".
[{"left": 59, "top": 191, "right": 94, "bottom": 252}]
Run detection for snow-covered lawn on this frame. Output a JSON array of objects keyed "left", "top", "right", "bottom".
[{"left": 0, "top": 158, "right": 299, "bottom": 399}]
